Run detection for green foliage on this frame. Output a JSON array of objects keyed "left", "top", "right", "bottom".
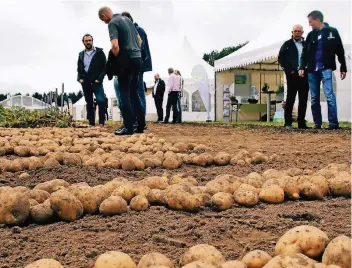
[
  {"left": 275, "top": 84, "right": 284, "bottom": 94},
  {"left": 203, "top": 42, "right": 249, "bottom": 66},
  {"left": 0, "top": 105, "right": 73, "bottom": 128}
]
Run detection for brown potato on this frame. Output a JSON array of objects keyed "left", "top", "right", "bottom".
[
  {"left": 214, "top": 152, "right": 231, "bottom": 166},
  {"left": 138, "top": 253, "right": 173, "bottom": 268},
  {"left": 26, "top": 189, "right": 50, "bottom": 203},
  {"left": 322, "top": 235, "right": 351, "bottom": 268},
  {"left": 34, "top": 179, "right": 70, "bottom": 194},
  {"left": 285, "top": 168, "right": 303, "bottom": 177},
  {"left": 211, "top": 192, "right": 234, "bottom": 211},
  {"left": 50, "top": 190, "right": 84, "bottom": 222},
  {"left": 130, "top": 195, "right": 149, "bottom": 211},
  {"left": 309, "top": 175, "right": 329, "bottom": 196},
  {"left": 259, "top": 185, "right": 285, "bottom": 204},
  {"left": 29, "top": 202, "right": 55, "bottom": 224},
  {"left": 134, "top": 186, "right": 151, "bottom": 197},
  {"left": 263, "top": 253, "right": 316, "bottom": 268},
  {"left": 43, "top": 157, "right": 61, "bottom": 167},
  {"left": 251, "top": 152, "right": 268, "bottom": 164},
  {"left": 165, "top": 190, "right": 202, "bottom": 212},
  {"left": 14, "top": 146, "right": 31, "bottom": 157},
  {"left": 242, "top": 250, "right": 272, "bottom": 268},
  {"left": 275, "top": 225, "right": 329, "bottom": 259},
  {"left": 142, "top": 176, "right": 169, "bottom": 190},
  {"left": 299, "top": 183, "right": 324, "bottom": 200},
  {"left": 99, "top": 196, "right": 128, "bottom": 216},
  {"left": 122, "top": 158, "right": 136, "bottom": 171},
  {"left": 111, "top": 184, "right": 135, "bottom": 202},
  {"left": 182, "top": 262, "right": 217, "bottom": 268},
  {"left": 84, "top": 156, "right": 104, "bottom": 167},
  {"left": 163, "top": 157, "right": 182, "bottom": 169},
  {"left": 94, "top": 251, "right": 136, "bottom": 268},
  {"left": 328, "top": 172, "right": 351, "bottom": 197},
  {"left": 0, "top": 191, "right": 30, "bottom": 225},
  {"left": 105, "top": 178, "right": 129, "bottom": 194},
  {"left": 24, "top": 259, "right": 63, "bottom": 268},
  {"left": 3, "top": 159, "right": 23, "bottom": 172},
  {"left": 233, "top": 190, "right": 259, "bottom": 207},
  {"left": 19, "top": 172, "right": 30, "bottom": 179},
  {"left": 192, "top": 155, "right": 208, "bottom": 167},
  {"left": 205, "top": 179, "right": 234, "bottom": 195},
  {"left": 147, "top": 189, "right": 166, "bottom": 206},
  {"left": 63, "top": 153, "right": 82, "bottom": 166},
  {"left": 179, "top": 244, "right": 225, "bottom": 266},
  {"left": 218, "top": 261, "right": 247, "bottom": 268}
]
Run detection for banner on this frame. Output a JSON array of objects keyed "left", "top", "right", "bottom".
[{"left": 191, "top": 64, "right": 211, "bottom": 115}]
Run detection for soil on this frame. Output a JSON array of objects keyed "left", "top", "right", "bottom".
[{"left": 0, "top": 124, "right": 350, "bottom": 267}]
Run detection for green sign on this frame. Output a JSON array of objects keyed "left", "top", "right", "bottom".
[{"left": 235, "top": 74, "right": 247, "bottom": 84}]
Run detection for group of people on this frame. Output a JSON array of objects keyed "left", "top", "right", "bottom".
[
  {"left": 278, "top": 10, "right": 347, "bottom": 130},
  {"left": 77, "top": 7, "right": 184, "bottom": 135}
]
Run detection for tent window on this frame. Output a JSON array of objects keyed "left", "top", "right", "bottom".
[{"left": 192, "top": 90, "right": 206, "bottom": 112}]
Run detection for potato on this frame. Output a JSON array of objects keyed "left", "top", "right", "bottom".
[
  {"left": 259, "top": 185, "right": 285, "bottom": 204},
  {"left": 99, "top": 196, "right": 128, "bottom": 216},
  {"left": 328, "top": 172, "right": 351, "bottom": 197},
  {"left": 137, "top": 252, "right": 173, "bottom": 268},
  {"left": 0, "top": 191, "right": 30, "bottom": 225},
  {"left": 92, "top": 185, "right": 110, "bottom": 205},
  {"left": 24, "top": 259, "right": 63, "bottom": 268},
  {"left": 170, "top": 174, "right": 198, "bottom": 186},
  {"left": 29, "top": 202, "right": 55, "bottom": 224},
  {"left": 26, "top": 189, "right": 50, "bottom": 203},
  {"left": 130, "top": 195, "right": 149, "bottom": 211},
  {"left": 182, "top": 262, "right": 217, "bottom": 268},
  {"left": 4, "top": 159, "right": 23, "bottom": 172},
  {"left": 94, "top": 251, "right": 136, "bottom": 268},
  {"left": 112, "top": 184, "right": 135, "bottom": 202},
  {"left": 84, "top": 156, "right": 104, "bottom": 167},
  {"left": 179, "top": 244, "right": 225, "bottom": 265},
  {"left": 262, "top": 169, "right": 284, "bottom": 181},
  {"left": 234, "top": 190, "right": 259, "bottom": 207},
  {"left": 122, "top": 158, "right": 136, "bottom": 171},
  {"left": 163, "top": 156, "right": 181, "bottom": 169},
  {"left": 34, "top": 179, "right": 70, "bottom": 194},
  {"left": 70, "top": 186, "right": 101, "bottom": 214},
  {"left": 214, "top": 152, "right": 231, "bottom": 166},
  {"left": 134, "top": 186, "right": 151, "bottom": 197},
  {"left": 275, "top": 225, "right": 329, "bottom": 259},
  {"left": 147, "top": 189, "right": 166, "bottom": 206},
  {"left": 29, "top": 199, "right": 39, "bottom": 207},
  {"left": 286, "top": 168, "right": 304, "bottom": 177},
  {"left": 165, "top": 190, "right": 202, "bottom": 212},
  {"left": 105, "top": 178, "right": 129, "bottom": 193},
  {"left": 242, "top": 250, "right": 272, "bottom": 268},
  {"left": 192, "top": 155, "right": 208, "bottom": 167},
  {"left": 218, "top": 261, "right": 247, "bottom": 268},
  {"left": 251, "top": 152, "right": 268, "bottom": 164},
  {"left": 211, "top": 192, "right": 234, "bottom": 211},
  {"left": 245, "top": 172, "right": 264, "bottom": 188},
  {"left": 263, "top": 253, "right": 316, "bottom": 268},
  {"left": 309, "top": 176, "right": 329, "bottom": 196},
  {"left": 269, "top": 154, "right": 279, "bottom": 162},
  {"left": 104, "top": 158, "right": 122, "bottom": 168},
  {"left": 322, "top": 235, "right": 351, "bottom": 268},
  {"left": 299, "top": 183, "right": 324, "bottom": 200},
  {"left": 19, "top": 172, "right": 30, "bottom": 179},
  {"left": 50, "top": 190, "right": 84, "bottom": 222},
  {"left": 142, "top": 176, "right": 169, "bottom": 190},
  {"left": 206, "top": 179, "right": 234, "bottom": 195},
  {"left": 14, "top": 146, "right": 31, "bottom": 157},
  {"left": 282, "top": 177, "right": 300, "bottom": 200},
  {"left": 238, "top": 184, "right": 260, "bottom": 194},
  {"left": 62, "top": 153, "right": 82, "bottom": 166},
  {"left": 194, "top": 144, "right": 208, "bottom": 153},
  {"left": 43, "top": 157, "right": 61, "bottom": 167},
  {"left": 200, "top": 153, "right": 214, "bottom": 165}
]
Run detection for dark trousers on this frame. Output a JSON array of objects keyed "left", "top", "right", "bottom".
[
  {"left": 177, "top": 92, "right": 182, "bottom": 122},
  {"left": 154, "top": 97, "right": 163, "bottom": 121},
  {"left": 164, "top": 91, "right": 180, "bottom": 123},
  {"left": 284, "top": 71, "right": 309, "bottom": 126},
  {"left": 81, "top": 82, "right": 105, "bottom": 126},
  {"left": 117, "top": 57, "right": 145, "bottom": 132}
]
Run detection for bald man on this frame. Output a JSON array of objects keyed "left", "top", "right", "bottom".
[
  {"left": 278, "top": 24, "right": 310, "bottom": 129},
  {"left": 153, "top": 73, "right": 165, "bottom": 122},
  {"left": 98, "top": 6, "right": 145, "bottom": 135}
]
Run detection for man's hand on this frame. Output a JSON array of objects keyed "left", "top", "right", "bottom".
[
  {"left": 341, "top": 72, "right": 346, "bottom": 80},
  {"left": 95, "top": 80, "right": 100, "bottom": 83},
  {"left": 298, "top": 70, "right": 304, "bottom": 77},
  {"left": 79, "top": 79, "right": 84, "bottom": 84}
]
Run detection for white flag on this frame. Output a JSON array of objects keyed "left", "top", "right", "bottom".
[{"left": 191, "top": 64, "right": 211, "bottom": 113}]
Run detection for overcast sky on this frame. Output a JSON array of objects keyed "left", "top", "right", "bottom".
[{"left": 0, "top": 0, "right": 350, "bottom": 97}]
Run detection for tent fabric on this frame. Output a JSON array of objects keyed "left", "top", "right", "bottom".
[{"left": 214, "top": 0, "right": 351, "bottom": 71}]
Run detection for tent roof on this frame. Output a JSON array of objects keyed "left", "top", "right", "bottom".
[
  {"left": 144, "top": 36, "right": 214, "bottom": 86},
  {"left": 215, "top": 0, "right": 351, "bottom": 71}
]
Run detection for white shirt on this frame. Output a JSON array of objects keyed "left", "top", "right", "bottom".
[
  {"left": 153, "top": 80, "right": 159, "bottom": 95},
  {"left": 294, "top": 39, "right": 303, "bottom": 70},
  {"left": 167, "top": 73, "right": 181, "bottom": 92}
]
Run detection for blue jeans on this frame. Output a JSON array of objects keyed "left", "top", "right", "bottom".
[
  {"left": 308, "top": 69, "right": 338, "bottom": 127},
  {"left": 81, "top": 82, "right": 105, "bottom": 125},
  {"left": 137, "top": 72, "right": 146, "bottom": 116}
]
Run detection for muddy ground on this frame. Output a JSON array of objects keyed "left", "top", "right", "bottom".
[{"left": 0, "top": 124, "right": 350, "bottom": 267}]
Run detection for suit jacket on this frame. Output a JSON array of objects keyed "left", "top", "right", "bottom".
[
  {"left": 77, "top": 47, "right": 106, "bottom": 83},
  {"left": 278, "top": 37, "right": 306, "bottom": 73},
  {"left": 152, "top": 79, "right": 165, "bottom": 99}
]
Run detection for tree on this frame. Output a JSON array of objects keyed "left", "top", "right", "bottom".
[
  {"left": 32, "top": 92, "right": 43, "bottom": 101},
  {"left": 202, "top": 41, "right": 249, "bottom": 66},
  {"left": 0, "top": 94, "right": 7, "bottom": 102},
  {"left": 14, "top": 93, "right": 22, "bottom": 96}
]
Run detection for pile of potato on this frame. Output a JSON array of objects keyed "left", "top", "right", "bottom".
[
  {"left": 24, "top": 225, "right": 351, "bottom": 268},
  {"left": 0, "top": 163, "right": 350, "bottom": 226},
  {"left": 0, "top": 128, "right": 275, "bottom": 173}
]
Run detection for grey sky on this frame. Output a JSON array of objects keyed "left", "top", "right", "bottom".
[{"left": 0, "top": 0, "right": 348, "bottom": 97}]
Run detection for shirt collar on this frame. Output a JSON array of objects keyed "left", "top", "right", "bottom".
[
  {"left": 293, "top": 37, "right": 303, "bottom": 44},
  {"left": 85, "top": 47, "right": 96, "bottom": 53}
]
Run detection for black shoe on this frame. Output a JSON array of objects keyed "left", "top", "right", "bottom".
[
  {"left": 298, "top": 124, "right": 311, "bottom": 129},
  {"left": 327, "top": 125, "right": 339, "bottom": 130},
  {"left": 284, "top": 125, "right": 293, "bottom": 130},
  {"left": 163, "top": 121, "right": 169, "bottom": 124},
  {"left": 115, "top": 128, "right": 133, "bottom": 135},
  {"left": 314, "top": 125, "right": 322, "bottom": 129}
]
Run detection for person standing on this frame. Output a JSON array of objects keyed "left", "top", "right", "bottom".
[
  {"left": 77, "top": 34, "right": 107, "bottom": 127},
  {"left": 299, "top": 10, "right": 347, "bottom": 130},
  {"left": 153, "top": 73, "right": 165, "bottom": 123},
  {"left": 121, "top": 11, "right": 152, "bottom": 118},
  {"left": 174, "top": 70, "right": 184, "bottom": 123},
  {"left": 98, "top": 7, "right": 144, "bottom": 135},
  {"left": 164, "top": 67, "right": 181, "bottom": 123},
  {"left": 278, "top": 24, "right": 310, "bottom": 129}
]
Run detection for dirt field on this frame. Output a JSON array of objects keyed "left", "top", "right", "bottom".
[{"left": 0, "top": 124, "right": 350, "bottom": 267}]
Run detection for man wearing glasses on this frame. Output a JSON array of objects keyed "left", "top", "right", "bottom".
[{"left": 279, "top": 25, "right": 310, "bottom": 129}]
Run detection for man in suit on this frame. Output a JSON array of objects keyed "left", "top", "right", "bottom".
[
  {"left": 77, "top": 34, "right": 107, "bottom": 127},
  {"left": 278, "top": 24, "right": 310, "bottom": 129},
  {"left": 153, "top": 73, "right": 165, "bottom": 123}
]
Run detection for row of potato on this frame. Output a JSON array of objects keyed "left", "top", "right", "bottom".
[
  {"left": 0, "top": 163, "right": 350, "bottom": 226},
  {"left": 25, "top": 225, "right": 351, "bottom": 268}
]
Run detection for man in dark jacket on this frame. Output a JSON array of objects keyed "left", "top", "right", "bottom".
[
  {"left": 121, "top": 12, "right": 152, "bottom": 118},
  {"left": 77, "top": 34, "right": 107, "bottom": 127},
  {"left": 153, "top": 73, "right": 165, "bottom": 122},
  {"left": 278, "top": 24, "right": 310, "bottom": 129},
  {"left": 299, "top": 10, "right": 347, "bottom": 129}
]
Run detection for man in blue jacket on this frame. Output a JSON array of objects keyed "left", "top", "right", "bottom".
[
  {"left": 77, "top": 34, "right": 107, "bottom": 127},
  {"left": 299, "top": 10, "right": 347, "bottom": 130},
  {"left": 122, "top": 11, "right": 152, "bottom": 119}
]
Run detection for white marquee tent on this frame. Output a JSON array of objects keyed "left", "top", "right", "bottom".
[{"left": 215, "top": 0, "right": 351, "bottom": 122}]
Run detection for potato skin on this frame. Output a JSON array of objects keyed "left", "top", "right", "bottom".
[
  {"left": 322, "top": 235, "right": 351, "bottom": 268},
  {"left": 50, "top": 190, "right": 84, "bottom": 222},
  {"left": 211, "top": 192, "right": 234, "bottom": 211},
  {"left": 242, "top": 250, "right": 272, "bottom": 268},
  {"left": 0, "top": 191, "right": 30, "bottom": 225},
  {"left": 137, "top": 252, "right": 173, "bottom": 268},
  {"left": 24, "top": 258, "right": 63, "bottom": 268},
  {"left": 179, "top": 244, "right": 225, "bottom": 266},
  {"left": 99, "top": 196, "right": 128, "bottom": 216},
  {"left": 130, "top": 195, "right": 149, "bottom": 211},
  {"left": 94, "top": 251, "right": 136, "bottom": 268}
]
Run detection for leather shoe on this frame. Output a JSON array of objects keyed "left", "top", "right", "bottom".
[
  {"left": 327, "top": 125, "right": 339, "bottom": 130},
  {"left": 314, "top": 125, "right": 322, "bottom": 129},
  {"left": 115, "top": 128, "right": 133, "bottom": 136},
  {"left": 298, "top": 125, "right": 311, "bottom": 129}
]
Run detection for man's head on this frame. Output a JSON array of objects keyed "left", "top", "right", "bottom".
[
  {"left": 121, "top": 11, "right": 133, "bottom": 22},
  {"left": 308, "top": 10, "right": 324, "bottom": 30},
  {"left": 154, "top": 73, "right": 160, "bottom": 80},
  {"left": 168, "top": 67, "right": 174, "bottom": 75},
  {"left": 175, "top": 70, "right": 181, "bottom": 76},
  {"left": 292, "top": 24, "right": 304, "bottom": 40},
  {"left": 82, "top": 34, "right": 93, "bottom": 50},
  {"left": 98, "top": 7, "right": 114, "bottom": 24}
]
